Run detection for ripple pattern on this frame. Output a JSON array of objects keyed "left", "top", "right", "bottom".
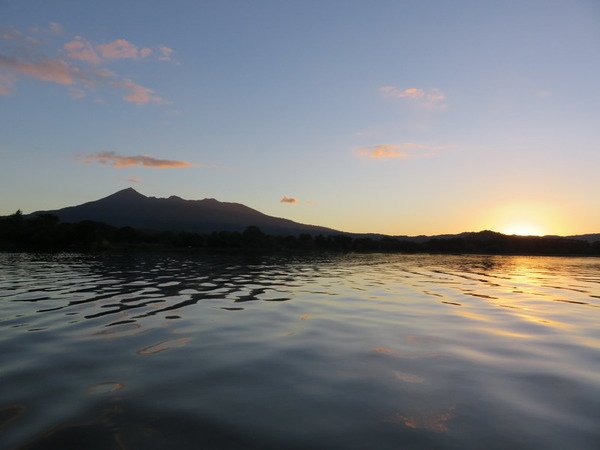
[{"left": 0, "top": 253, "right": 599, "bottom": 449}]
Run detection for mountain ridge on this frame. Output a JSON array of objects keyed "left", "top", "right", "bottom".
[
  {"left": 23, "top": 188, "right": 600, "bottom": 242},
  {"left": 28, "top": 188, "right": 340, "bottom": 236}
]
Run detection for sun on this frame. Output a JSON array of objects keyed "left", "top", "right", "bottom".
[{"left": 502, "top": 223, "right": 544, "bottom": 236}]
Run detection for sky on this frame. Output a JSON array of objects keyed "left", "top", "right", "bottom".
[{"left": 1, "top": 0, "right": 599, "bottom": 236}]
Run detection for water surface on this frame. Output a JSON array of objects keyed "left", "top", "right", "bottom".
[{"left": 0, "top": 253, "right": 599, "bottom": 449}]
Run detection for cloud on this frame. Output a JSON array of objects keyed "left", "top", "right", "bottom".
[
  {"left": 0, "top": 54, "right": 78, "bottom": 84},
  {"left": 117, "top": 79, "right": 166, "bottom": 104},
  {"left": 64, "top": 36, "right": 102, "bottom": 64},
  {"left": 49, "top": 22, "right": 64, "bottom": 35},
  {"left": 158, "top": 46, "right": 173, "bottom": 62},
  {"left": 380, "top": 86, "right": 423, "bottom": 99},
  {"left": 1, "top": 26, "right": 172, "bottom": 104},
  {"left": 82, "top": 151, "right": 192, "bottom": 168},
  {"left": 358, "top": 143, "right": 442, "bottom": 159},
  {"left": 69, "top": 87, "right": 86, "bottom": 99},
  {"left": 379, "top": 85, "right": 446, "bottom": 109},
  {"left": 126, "top": 175, "right": 141, "bottom": 183},
  {"left": 0, "top": 72, "right": 16, "bottom": 94},
  {"left": 280, "top": 196, "right": 298, "bottom": 204},
  {"left": 96, "top": 39, "right": 151, "bottom": 60},
  {"left": 1, "top": 27, "right": 22, "bottom": 41},
  {"left": 0, "top": 52, "right": 115, "bottom": 94}
]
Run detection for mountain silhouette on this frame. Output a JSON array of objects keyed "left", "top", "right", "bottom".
[
  {"left": 29, "top": 188, "right": 339, "bottom": 235},
  {"left": 24, "top": 188, "right": 599, "bottom": 243}
]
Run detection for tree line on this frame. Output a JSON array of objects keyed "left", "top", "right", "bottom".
[{"left": 1, "top": 211, "right": 598, "bottom": 255}]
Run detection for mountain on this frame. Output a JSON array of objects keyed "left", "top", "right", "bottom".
[
  {"left": 29, "top": 188, "right": 340, "bottom": 236},
  {"left": 565, "top": 234, "right": 600, "bottom": 243},
  {"left": 23, "top": 189, "right": 600, "bottom": 242}
]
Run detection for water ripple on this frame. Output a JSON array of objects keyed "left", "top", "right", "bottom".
[{"left": 0, "top": 253, "right": 598, "bottom": 449}]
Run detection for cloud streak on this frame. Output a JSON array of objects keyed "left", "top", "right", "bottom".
[
  {"left": 358, "top": 143, "right": 443, "bottom": 160},
  {"left": 280, "top": 196, "right": 298, "bottom": 204},
  {"left": 158, "top": 46, "right": 174, "bottom": 62},
  {"left": 0, "top": 54, "right": 79, "bottom": 84},
  {"left": 49, "top": 22, "right": 64, "bottom": 35},
  {"left": 379, "top": 85, "right": 446, "bottom": 109},
  {"left": 0, "top": 72, "right": 16, "bottom": 94},
  {"left": 64, "top": 36, "right": 102, "bottom": 64},
  {"left": 82, "top": 151, "right": 192, "bottom": 169},
  {"left": 96, "top": 39, "right": 152, "bottom": 60},
  {"left": 126, "top": 175, "right": 142, "bottom": 183},
  {"left": 1, "top": 24, "right": 173, "bottom": 104},
  {"left": 116, "top": 79, "right": 166, "bottom": 104}
]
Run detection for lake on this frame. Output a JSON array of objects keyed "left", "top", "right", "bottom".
[{"left": 0, "top": 253, "right": 598, "bottom": 449}]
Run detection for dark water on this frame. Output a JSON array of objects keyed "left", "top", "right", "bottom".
[{"left": 0, "top": 253, "right": 599, "bottom": 449}]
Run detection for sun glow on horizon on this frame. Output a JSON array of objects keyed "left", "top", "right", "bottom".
[
  {"left": 502, "top": 223, "right": 545, "bottom": 236},
  {"left": 482, "top": 202, "right": 568, "bottom": 237}
]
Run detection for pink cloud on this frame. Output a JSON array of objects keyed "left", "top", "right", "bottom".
[
  {"left": 359, "top": 143, "right": 441, "bottom": 159},
  {"left": 379, "top": 85, "right": 446, "bottom": 109},
  {"left": 1, "top": 27, "right": 22, "bottom": 41},
  {"left": 49, "top": 22, "right": 64, "bottom": 35},
  {"left": 117, "top": 79, "right": 165, "bottom": 104},
  {"left": 97, "top": 39, "right": 149, "bottom": 60},
  {"left": 2, "top": 26, "right": 172, "bottom": 105},
  {"left": 69, "top": 87, "right": 86, "bottom": 99},
  {"left": 0, "top": 73, "right": 16, "bottom": 94},
  {"left": 83, "top": 151, "right": 192, "bottom": 169},
  {"left": 64, "top": 36, "right": 102, "bottom": 65},
  {"left": 126, "top": 175, "right": 142, "bottom": 183},
  {"left": 380, "top": 86, "right": 425, "bottom": 99},
  {"left": 158, "top": 46, "right": 174, "bottom": 62},
  {"left": 64, "top": 37, "right": 160, "bottom": 63},
  {"left": 280, "top": 196, "right": 298, "bottom": 204},
  {"left": 0, "top": 54, "right": 77, "bottom": 84}
]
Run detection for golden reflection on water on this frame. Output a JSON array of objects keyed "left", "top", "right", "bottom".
[
  {"left": 475, "top": 327, "right": 534, "bottom": 340},
  {"left": 453, "top": 310, "right": 494, "bottom": 323}
]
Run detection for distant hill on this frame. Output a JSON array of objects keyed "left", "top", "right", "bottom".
[
  {"left": 395, "top": 231, "right": 600, "bottom": 244},
  {"left": 29, "top": 188, "right": 340, "bottom": 236},
  {"left": 565, "top": 234, "right": 600, "bottom": 243}
]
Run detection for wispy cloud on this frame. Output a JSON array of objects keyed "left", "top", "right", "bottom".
[
  {"left": 126, "top": 175, "right": 142, "bottom": 184},
  {"left": 49, "top": 22, "right": 64, "bottom": 35},
  {"left": 64, "top": 37, "right": 156, "bottom": 64},
  {"left": 1, "top": 27, "right": 20, "bottom": 41},
  {"left": 69, "top": 87, "right": 86, "bottom": 99},
  {"left": 379, "top": 85, "right": 446, "bottom": 109},
  {"left": 64, "top": 36, "right": 102, "bottom": 64},
  {"left": 280, "top": 196, "right": 298, "bottom": 204},
  {"left": 0, "top": 24, "right": 173, "bottom": 104},
  {"left": 358, "top": 143, "right": 443, "bottom": 159},
  {"left": 82, "top": 151, "right": 192, "bottom": 169},
  {"left": 0, "top": 54, "right": 78, "bottom": 84},
  {"left": 158, "top": 46, "right": 174, "bottom": 62},
  {"left": 116, "top": 79, "right": 166, "bottom": 104},
  {"left": 96, "top": 39, "right": 152, "bottom": 60},
  {"left": 0, "top": 72, "right": 16, "bottom": 94}
]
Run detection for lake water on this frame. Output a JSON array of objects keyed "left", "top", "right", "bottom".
[{"left": 0, "top": 253, "right": 598, "bottom": 449}]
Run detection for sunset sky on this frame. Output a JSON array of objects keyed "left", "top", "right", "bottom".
[{"left": 1, "top": 0, "right": 599, "bottom": 236}]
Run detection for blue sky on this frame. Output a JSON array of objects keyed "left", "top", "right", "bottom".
[{"left": 1, "top": 0, "right": 599, "bottom": 235}]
